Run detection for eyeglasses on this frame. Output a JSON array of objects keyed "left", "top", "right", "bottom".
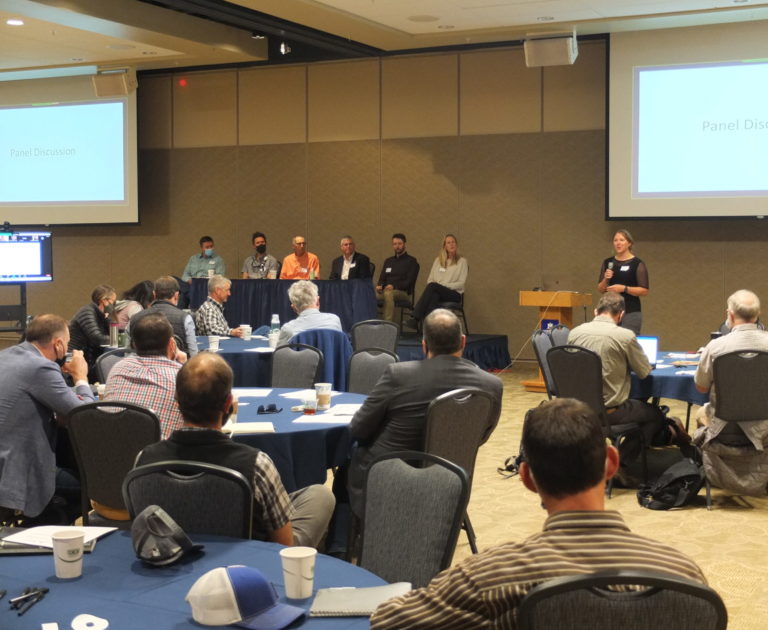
[{"left": 257, "top": 404, "right": 283, "bottom": 415}]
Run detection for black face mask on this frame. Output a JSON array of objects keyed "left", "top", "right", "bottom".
[{"left": 255, "top": 244, "right": 267, "bottom": 255}]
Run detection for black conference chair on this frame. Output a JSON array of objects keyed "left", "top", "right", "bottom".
[
  {"left": 531, "top": 329, "right": 555, "bottom": 399},
  {"left": 350, "top": 319, "right": 399, "bottom": 354},
  {"left": 347, "top": 348, "right": 399, "bottom": 395},
  {"left": 549, "top": 323, "right": 570, "bottom": 346},
  {"left": 270, "top": 343, "right": 324, "bottom": 389},
  {"left": 95, "top": 347, "right": 132, "bottom": 383},
  {"left": 437, "top": 293, "right": 469, "bottom": 334}
]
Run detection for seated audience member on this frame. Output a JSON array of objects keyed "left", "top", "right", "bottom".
[
  {"left": 0, "top": 315, "right": 94, "bottom": 524},
  {"left": 114, "top": 280, "right": 154, "bottom": 329},
  {"left": 194, "top": 275, "right": 242, "bottom": 337},
  {"left": 329, "top": 235, "right": 372, "bottom": 280},
  {"left": 129, "top": 275, "right": 198, "bottom": 356},
  {"left": 277, "top": 280, "right": 342, "bottom": 346},
  {"left": 181, "top": 235, "right": 226, "bottom": 283},
  {"left": 694, "top": 289, "right": 768, "bottom": 495},
  {"left": 370, "top": 398, "right": 707, "bottom": 629},
  {"left": 408, "top": 234, "right": 467, "bottom": 327},
  {"left": 280, "top": 235, "right": 320, "bottom": 280},
  {"left": 105, "top": 311, "right": 186, "bottom": 440},
  {"left": 136, "top": 353, "right": 335, "bottom": 547},
  {"left": 69, "top": 284, "right": 116, "bottom": 380},
  {"left": 568, "top": 293, "right": 685, "bottom": 448},
  {"left": 242, "top": 231, "right": 280, "bottom": 279},
  {"left": 376, "top": 233, "right": 419, "bottom": 323},
  {"left": 348, "top": 309, "right": 502, "bottom": 515}
]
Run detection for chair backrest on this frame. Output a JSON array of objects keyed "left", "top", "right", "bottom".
[
  {"left": 713, "top": 350, "right": 768, "bottom": 422},
  {"left": 122, "top": 460, "right": 253, "bottom": 538},
  {"left": 95, "top": 348, "right": 131, "bottom": 383},
  {"left": 350, "top": 319, "right": 399, "bottom": 353},
  {"left": 270, "top": 343, "right": 324, "bottom": 389},
  {"left": 360, "top": 451, "right": 469, "bottom": 588},
  {"left": 424, "top": 388, "right": 501, "bottom": 487},
  {"left": 550, "top": 324, "right": 571, "bottom": 347},
  {"left": 291, "top": 329, "right": 353, "bottom": 391},
  {"left": 66, "top": 402, "right": 161, "bottom": 524},
  {"left": 517, "top": 570, "right": 727, "bottom": 630},
  {"left": 546, "top": 344, "right": 607, "bottom": 421},
  {"left": 347, "top": 348, "right": 399, "bottom": 394},
  {"left": 531, "top": 330, "right": 555, "bottom": 398}
]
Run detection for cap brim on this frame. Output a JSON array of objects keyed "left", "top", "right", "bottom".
[{"left": 235, "top": 602, "right": 306, "bottom": 630}]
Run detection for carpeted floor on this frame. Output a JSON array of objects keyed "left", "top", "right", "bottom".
[{"left": 449, "top": 364, "right": 768, "bottom": 630}]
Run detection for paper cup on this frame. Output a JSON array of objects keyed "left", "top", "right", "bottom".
[
  {"left": 280, "top": 546, "right": 316, "bottom": 599},
  {"left": 315, "top": 383, "right": 332, "bottom": 411},
  {"left": 241, "top": 325, "right": 252, "bottom": 341},
  {"left": 268, "top": 331, "right": 279, "bottom": 349},
  {"left": 52, "top": 530, "right": 84, "bottom": 579},
  {"left": 208, "top": 335, "right": 220, "bottom": 351}
]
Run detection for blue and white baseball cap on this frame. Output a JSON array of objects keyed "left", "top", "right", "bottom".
[{"left": 186, "top": 565, "right": 306, "bottom": 630}]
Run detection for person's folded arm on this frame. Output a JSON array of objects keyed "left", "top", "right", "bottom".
[{"left": 349, "top": 367, "right": 395, "bottom": 443}]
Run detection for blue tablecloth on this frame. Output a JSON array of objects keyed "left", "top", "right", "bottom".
[
  {"left": 630, "top": 352, "right": 708, "bottom": 405},
  {"left": 0, "top": 531, "right": 384, "bottom": 630},
  {"left": 190, "top": 278, "right": 378, "bottom": 331},
  {"left": 396, "top": 334, "right": 510, "bottom": 371},
  {"left": 198, "top": 335, "right": 273, "bottom": 387},
  {"left": 232, "top": 388, "right": 365, "bottom": 493}
]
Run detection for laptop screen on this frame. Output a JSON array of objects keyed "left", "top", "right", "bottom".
[{"left": 636, "top": 336, "right": 659, "bottom": 365}]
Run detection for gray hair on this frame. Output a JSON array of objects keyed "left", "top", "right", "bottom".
[
  {"left": 728, "top": 289, "right": 760, "bottom": 322},
  {"left": 207, "top": 274, "right": 230, "bottom": 294},
  {"left": 596, "top": 293, "right": 625, "bottom": 316},
  {"left": 423, "top": 308, "right": 462, "bottom": 355},
  {"left": 288, "top": 280, "right": 318, "bottom": 311}
]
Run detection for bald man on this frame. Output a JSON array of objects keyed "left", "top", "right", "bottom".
[{"left": 280, "top": 235, "right": 320, "bottom": 280}]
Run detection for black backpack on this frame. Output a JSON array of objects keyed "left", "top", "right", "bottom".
[{"left": 636, "top": 458, "right": 705, "bottom": 510}]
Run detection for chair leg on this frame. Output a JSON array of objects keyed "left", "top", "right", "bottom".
[
  {"left": 346, "top": 512, "right": 362, "bottom": 564},
  {"left": 463, "top": 514, "right": 478, "bottom": 554},
  {"left": 705, "top": 477, "right": 712, "bottom": 510},
  {"left": 685, "top": 402, "right": 693, "bottom": 433}
]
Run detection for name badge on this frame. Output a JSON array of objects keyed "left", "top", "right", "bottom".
[
  {"left": 349, "top": 263, "right": 356, "bottom": 268},
  {"left": 620, "top": 265, "right": 630, "bottom": 271},
  {"left": 385, "top": 267, "right": 392, "bottom": 273},
  {"left": 209, "top": 260, "right": 216, "bottom": 265},
  {"left": 300, "top": 267, "right": 308, "bottom": 273},
  {"left": 439, "top": 267, "right": 446, "bottom": 272}
]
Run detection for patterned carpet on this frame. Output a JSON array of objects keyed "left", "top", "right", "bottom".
[{"left": 451, "top": 365, "right": 768, "bottom": 630}]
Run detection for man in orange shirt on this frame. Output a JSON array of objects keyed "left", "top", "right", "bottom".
[{"left": 280, "top": 235, "right": 320, "bottom": 280}]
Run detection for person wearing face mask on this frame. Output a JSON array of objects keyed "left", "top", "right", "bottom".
[
  {"left": 241, "top": 232, "right": 280, "bottom": 279},
  {"left": 181, "top": 235, "right": 226, "bottom": 284},
  {"left": 0, "top": 314, "right": 94, "bottom": 525},
  {"left": 68, "top": 284, "right": 117, "bottom": 381}
]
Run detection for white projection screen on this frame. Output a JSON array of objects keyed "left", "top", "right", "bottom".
[
  {"left": 609, "top": 21, "right": 768, "bottom": 219},
  {"left": 0, "top": 74, "right": 138, "bottom": 225}
]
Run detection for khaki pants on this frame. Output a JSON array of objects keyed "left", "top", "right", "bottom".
[{"left": 380, "top": 288, "right": 410, "bottom": 322}]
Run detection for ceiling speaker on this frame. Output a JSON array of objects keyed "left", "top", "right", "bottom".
[
  {"left": 91, "top": 70, "right": 137, "bottom": 97},
  {"left": 524, "top": 31, "right": 578, "bottom": 67}
]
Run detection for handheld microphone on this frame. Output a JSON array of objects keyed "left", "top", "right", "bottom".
[{"left": 607, "top": 261, "right": 614, "bottom": 271}]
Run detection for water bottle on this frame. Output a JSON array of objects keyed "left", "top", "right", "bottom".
[
  {"left": 109, "top": 321, "right": 119, "bottom": 347},
  {"left": 270, "top": 314, "right": 280, "bottom": 333}
]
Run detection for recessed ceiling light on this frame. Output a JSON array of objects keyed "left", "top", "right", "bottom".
[
  {"left": 6, "top": 19, "right": 24, "bottom": 26},
  {"left": 142, "top": 51, "right": 158, "bottom": 56},
  {"left": 70, "top": 57, "right": 84, "bottom": 62},
  {"left": 537, "top": 16, "right": 555, "bottom": 21},
  {"left": 437, "top": 25, "right": 455, "bottom": 30},
  {"left": 107, "top": 44, "right": 136, "bottom": 50},
  {"left": 408, "top": 15, "right": 439, "bottom": 23}
]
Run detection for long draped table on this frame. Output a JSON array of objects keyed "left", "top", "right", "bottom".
[
  {"left": 190, "top": 278, "right": 378, "bottom": 331},
  {"left": 630, "top": 352, "right": 708, "bottom": 406},
  {"left": 0, "top": 531, "right": 385, "bottom": 630}
]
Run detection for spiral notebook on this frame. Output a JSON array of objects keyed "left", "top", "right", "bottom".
[{"left": 309, "top": 582, "right": 412, "bottom": 617}]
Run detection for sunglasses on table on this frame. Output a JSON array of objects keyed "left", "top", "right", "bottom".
[{"left": 257, "top": 404, "right": 283, "bottom": 414}]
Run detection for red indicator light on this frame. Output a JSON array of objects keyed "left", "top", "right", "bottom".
[{"left": 178, "top": 78, "right": 187, "bottom": 87}]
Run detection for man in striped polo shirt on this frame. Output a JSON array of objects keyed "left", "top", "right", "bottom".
[{"left": 371, "top": 398, "right": 707, "bottom": 630}]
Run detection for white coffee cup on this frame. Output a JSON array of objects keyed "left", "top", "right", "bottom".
[
  {"left": 268, "top": 331, "right": 279, "bottom": 349},
  {"left": 315, "top": 383, "right": 332, "bottom": 411},
  {"left": 241, "top": 325, "right": 252, "bottom": 341},
  {"left": 207, "top": 268, "right": 214, "bottom": 278},
  {"left": 52, "top": 530, "right": 85, "bottom": 579},
  {"left": 280, "top": 546, "right": 317, "bottom": 599},
  {"left": 208, "top": 335, "right": 220, "bottom": 351}
]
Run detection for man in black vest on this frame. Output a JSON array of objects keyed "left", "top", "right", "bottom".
[
  {"left": 129, "top": 275, "right": 198, "bottom": 356},
  {"left": 136, "top": 352, "right": 334, "bottom": 548}
]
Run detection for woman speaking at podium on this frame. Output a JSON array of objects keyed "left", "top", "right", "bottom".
[{"left": 597, "top": 229, "right": 648, "bottom": 335}]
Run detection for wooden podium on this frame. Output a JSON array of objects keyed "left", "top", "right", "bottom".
[{"left": 519, "top": 290, "right": 593, "bottom": 393}]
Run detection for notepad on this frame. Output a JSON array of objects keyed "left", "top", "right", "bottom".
[
  {"left": 309, "top": 582, "right": 412, "bottom": 617},
  {"left": 222, "top": 420, "right": 275, "bottom": 434}
]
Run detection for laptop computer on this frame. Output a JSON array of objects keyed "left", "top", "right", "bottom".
[{"left": 636, "top": 335, "right": 659, "bottom": 367}]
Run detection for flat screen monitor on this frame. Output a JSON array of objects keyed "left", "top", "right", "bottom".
[{"left": 0, "top": 231, "right": 53, "bottom": 283}]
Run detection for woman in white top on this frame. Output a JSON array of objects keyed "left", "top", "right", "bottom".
[{"left": 410, "top": 234, "right": 468, "bottom": 324}]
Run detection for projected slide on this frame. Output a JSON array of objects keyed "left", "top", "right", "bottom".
[
  {"left": 634, "top": 62, "right": 768, "bottom": 197},
  {"left": 0, "top": 101, "right": 125, "bottom": 203}
]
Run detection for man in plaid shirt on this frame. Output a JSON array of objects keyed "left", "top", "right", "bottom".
[
  {"left": 194, "top": 275, "right": 243, "bottom": 337},
  {"left": 104, "top": 311, "right": 186, "bottom": 439}
]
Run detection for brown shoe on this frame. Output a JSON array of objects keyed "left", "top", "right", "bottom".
[{"left": 668, "top": 416, "right": 691, "bottom": 445}]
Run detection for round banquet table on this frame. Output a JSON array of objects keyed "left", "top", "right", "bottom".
[
  {"left": 0, "top": 531, "right": 386, "bottom": 630},
  {"left": 230, "top": 388, "right": 366, "bottom": 493},
  {"left": 198, "top": 335, "right": 273, "bottom": 387},
  {"left": 630, "top": 351, "right": 709, "bottom": 406}
]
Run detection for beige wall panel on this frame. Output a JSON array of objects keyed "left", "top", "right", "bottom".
[
  {"left": 460, "top": 49, "right": 541, "bottom": 135},
  {"left": 307, "top": 141, "right": 380, "bottom": 275},
  {"left": 380, "top": 138, "right": 460, "bottom": 291},
  {"left": 138, "top": 76, "right": 172, "bottom": 149},
  {"left": 382, "top": 55, "right": 458, "bottom": 139},
  {"left": 543, "top": 41, "right": 606, "bottom": 132},
  {"left": 308, "top": 60, "right": 380, "bottom": 142},
  {"left": 235, "top": 144, "right": 308, "bottom": 266},
  {"left": 173, "top": 71, "right": 237, "bottom": 148},
  {"left": 239, "top": 66, "right": 307, "bottom": 145}
]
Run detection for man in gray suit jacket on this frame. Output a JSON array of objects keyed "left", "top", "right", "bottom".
[
  {"left": 347, "top": 309, "right": 503, "bottom": 515},
  {"left": 0, "top": 314, "right": 94, "bottom": 522}
]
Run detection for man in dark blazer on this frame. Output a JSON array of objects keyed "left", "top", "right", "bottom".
[
  {"left": 347, "top": 309, "right": 503, "bottom": 514},
  {"left": 328, "top": 235, "right": 372, "bottom": 280}
]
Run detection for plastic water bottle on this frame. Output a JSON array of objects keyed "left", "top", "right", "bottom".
[
  {"left": 270, "top": 314, "right": 280, "bottom": 333},
  {"left": 109, "top": 321, "right": 119, "bottom": 347}
]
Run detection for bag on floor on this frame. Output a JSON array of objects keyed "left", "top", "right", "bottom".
[{"left": 636, "top": 458, "right": 704, "bottom": 510}]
